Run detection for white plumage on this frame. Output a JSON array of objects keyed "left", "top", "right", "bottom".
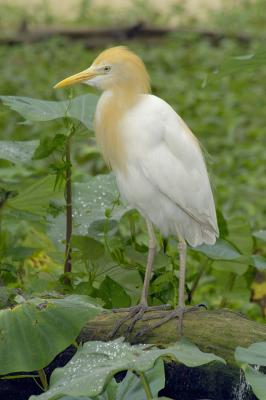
[{"left": 110, "top": 94, "right": 218, "bottom": 246}]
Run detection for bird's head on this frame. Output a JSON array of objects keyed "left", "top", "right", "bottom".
[{"left": 54, "top": 46, "right": 150, "bottom": 93}]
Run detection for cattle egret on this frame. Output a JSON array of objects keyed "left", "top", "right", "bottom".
[{"left": 54, "top": 46, "right": 219, "bottom": 335}]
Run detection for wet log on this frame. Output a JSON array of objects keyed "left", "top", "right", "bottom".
[
  {"left": 79, "top": 308, "right": 266, "bottom": 366},
  {"left": 77, "top": 309, "right": 265, "bottom": 399}
]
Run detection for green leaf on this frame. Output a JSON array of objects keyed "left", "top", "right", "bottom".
[
  {"left": 48, "top": 173, "right": 132, "bottom": 245},
  {"left": 29, "top": 338, "right": 224, "bottom": 400},
  {"left": 235, "top": 342, "right": 266, "bottom": 367},
  {"left": 193, "top": 238, "right": 241, "bottom": 260},
  {"left": 0, "top": 295, "right": 103, "bottom": 375},
  {"left": 0, "top": 140, "right": 39, "bottom": 164},
  {"left": 72, "top": 235, "right": 105, "bottom": 261},
  {"left": 0, "top": 94, "right": 98, "bottom": 130},
  {"left": 253, "top": 230, "right": 266, "bottom": 242},
  {"left": 244, "top": 366, "right": 266, "bottom": 400},
  {"left": 251, "top": 255, "right": 266, "bottom": 271},
  {"left": 5, "top": 246, "right": 37, "bottom": 261},
  {"left": 33, "top": 134, "right": 66, "bottom": 160},
  {"left": 115, "top": 359, "right": 165, "bottom": 400},
  {"left": 89, "top": 258, "right": 142, "bottom": 304},
  {"left": 98, "top": 276, "right": 131, "bottom": 308},
  {"left": 226, "top": 216, "right": 253, "bottom": 255},
  {"left": 211, "top": 260, "right": 249, "bottom": 275},
  {"left": 87, "top": 219, "right": 118, "bottom": 238},
  {"left": 7, "top": 175, "right": 61, "bottom": 216}
]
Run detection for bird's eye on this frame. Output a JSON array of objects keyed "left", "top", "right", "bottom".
[{"left": 103, "top": 65, "right": 111, "bottom": 73}]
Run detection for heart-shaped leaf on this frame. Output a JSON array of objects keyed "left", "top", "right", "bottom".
[
  {"left": 0, "top": 295, "right": 103, "bottom": 375},
  {"left": 244, "top": 366, "right": 266, "bottom": 400},
  {"left": 235, "top": 342, "right": 266, "bottom": 367},
  {"left": 48, "top": 173, "right": 132, "bottom": 245},
  {"left": 193, "top": 238, "right": 241, "bottom": 260},
  {"left": 29, "top": 337, "right": 224, "bottom": 399},
  {"left": 0, "top": 140, "right": 39, "bottom": 164},
  {"left": 0, "top": 94, "right": 98, "bottom": 130}
]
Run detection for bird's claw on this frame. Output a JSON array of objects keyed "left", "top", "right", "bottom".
[
  {"left": 109, "top": 303, "right": 172, "bottom": 339},
  {"left": 135, "top": 304, "right": 205, "bottom": 339}
]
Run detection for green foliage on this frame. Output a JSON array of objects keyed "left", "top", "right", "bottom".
[
  {"left": 0, "top": 93, "right": 264, "bottom": 317},
  {"left": 0, "top": 140, "right": 39, "bottom": 164},
  {"left": 29, "top": 338, "right": 224, "bottom": 399},
  {"left": 235, "top": 342, "right": 266, "bottom": 400},
  {"left": 0, "top": 94, "right": 98, "bottom": 130},
  {"left": 0, "top": 2, "right": 265, "bottom": 397},
  {"left": 0, "top": 295, "right": 103, "bottom": 375}
]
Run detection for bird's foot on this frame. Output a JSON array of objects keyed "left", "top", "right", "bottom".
[
  {"left": 109, "top": 303, "right": 172, "bottom": 339},
  {"left": 135, "top": 303, "right": 206, "bottom": 339}
]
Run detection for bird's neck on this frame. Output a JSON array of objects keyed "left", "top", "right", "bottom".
[{"left": 94, "top": 87, "right": 140, "bottom": 172}]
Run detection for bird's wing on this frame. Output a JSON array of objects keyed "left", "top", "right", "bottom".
[{"left": 139, "top": 98, "right": 219, "bottom": 236}]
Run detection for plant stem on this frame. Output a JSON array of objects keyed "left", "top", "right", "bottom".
[
  {"left": 188, "top": 259, "right": 212, "bottom": 304},
  {"left": 139, "top": 372, "right": 153, "bottom": 400},
  {"left": 64, "top": 134, "right": 72, "bottom": 275},
  {"left": 37, "top": 369, "right": 48, "bottom": 391}
]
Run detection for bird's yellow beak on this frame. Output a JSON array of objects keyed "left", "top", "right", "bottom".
[{"left": 53, "top": 67, "right": 96, "bottom": 89}]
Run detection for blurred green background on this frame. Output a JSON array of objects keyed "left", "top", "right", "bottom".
[{"left": 0, "top": 0, "right": 265, "bottom": 320}]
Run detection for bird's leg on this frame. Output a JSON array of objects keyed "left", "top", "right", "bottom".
[
  {"left": 134, "top": 237, "right": 203, "bottom": 339},
  {"left": 177, "top": 238, "right": 187, "bottom": 335},
  {"left": 110, "top": 220, "right": 171, "bottom": 338},
  {"left": 140, "top": 219, "right": 156, "bottom": 306}
]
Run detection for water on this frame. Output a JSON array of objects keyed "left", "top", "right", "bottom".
[{"left": 233, "top": 369, "right": 251, "bottom": 400}]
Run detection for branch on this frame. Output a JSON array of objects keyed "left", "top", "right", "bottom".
[
  {"left": 0, "top": 23, "right": 252, "bottom": 47},
  {"left": 64, "top": 135, "right": 72, "bottom": 274},
  {"left": 78, "top": 309, "right": 266, "bottom": 366}
]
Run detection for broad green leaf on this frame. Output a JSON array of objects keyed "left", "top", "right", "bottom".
[
  {"left": 7, "top": 175, "right": 61, "bottom": 216},
  {"left": 235, "top": 343, "right": 266, "bottom": 400},
  {"left": 244, "top": 366, "right": 266, "bottom": 400},
  {"left": 235, "top": 342, "right": 266, "bottom": 367},
  {"left": 5, "top": 246, "right": 37, "bottom": 261},
  {"left": 87, "top": 219, "right": 118, "bottom": 238},
  {"left": 253, "top": 230, "right": 266, "bottom": 242},
  {"left": 226, "top": 216, "right": 253, "bottom": 255},
  {"left": 48, "top": 174, "right": 132, "bottom": 245},
  {"left": 0, "top": 140, "right": 39, "bottom": 164},
  {"left": 72, "top": 235, "right": 105, "bottom": 261},
  {"left": 0, "top": 295, "right": 103, "bottom": 375},
  {"left": 0, "top": 94, "right": 98, "bottom": 130},
  {"left": 98, "top": 276, "right": 131, "bottom": 308},
  {"left": 86, "top": 256, "right": 142, "bottom": 304},
  {"left": 29, "top": 337, "right": 224, "bottom": 400},
  {"left": 73, "top": 359, "right": 165, "bottom": 400},
  {"left": 115, "top": 359, "right": 165, "bottom": 400},
  {"left": 251, "top": 255, "right": 266, "bottom": 271},
  {"left": 212, "top": 260, "right": 249, "bottom": 275},
  {"left": 193, "top": 238, "right": 241, "bottom": 260},
  {"left": 33, "top": 134, "right": 66, "bottom": 160}
]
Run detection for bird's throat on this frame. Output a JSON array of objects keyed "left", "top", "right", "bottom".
[{"left": 94, "top": 89, "right": 138, "bottom": 172}]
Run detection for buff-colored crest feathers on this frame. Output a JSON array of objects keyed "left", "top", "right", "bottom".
[{"left": 93, "top": 46, "right": 151, "bottom": 94}]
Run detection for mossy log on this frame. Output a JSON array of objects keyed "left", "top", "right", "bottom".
[
  {"left": 79, "top": 308, "right": 266, "bottom": 366},
  {"left": 77, "top": 309, "right": 266, "bottom": 399}
]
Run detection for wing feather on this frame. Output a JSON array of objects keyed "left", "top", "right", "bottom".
[{"left": 139, "top": 99, "right": 219, "bottom": 236}]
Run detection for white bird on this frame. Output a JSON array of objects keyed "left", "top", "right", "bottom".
[{"left": 54, "top": 46, "right": 219, "bottom": 335}]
